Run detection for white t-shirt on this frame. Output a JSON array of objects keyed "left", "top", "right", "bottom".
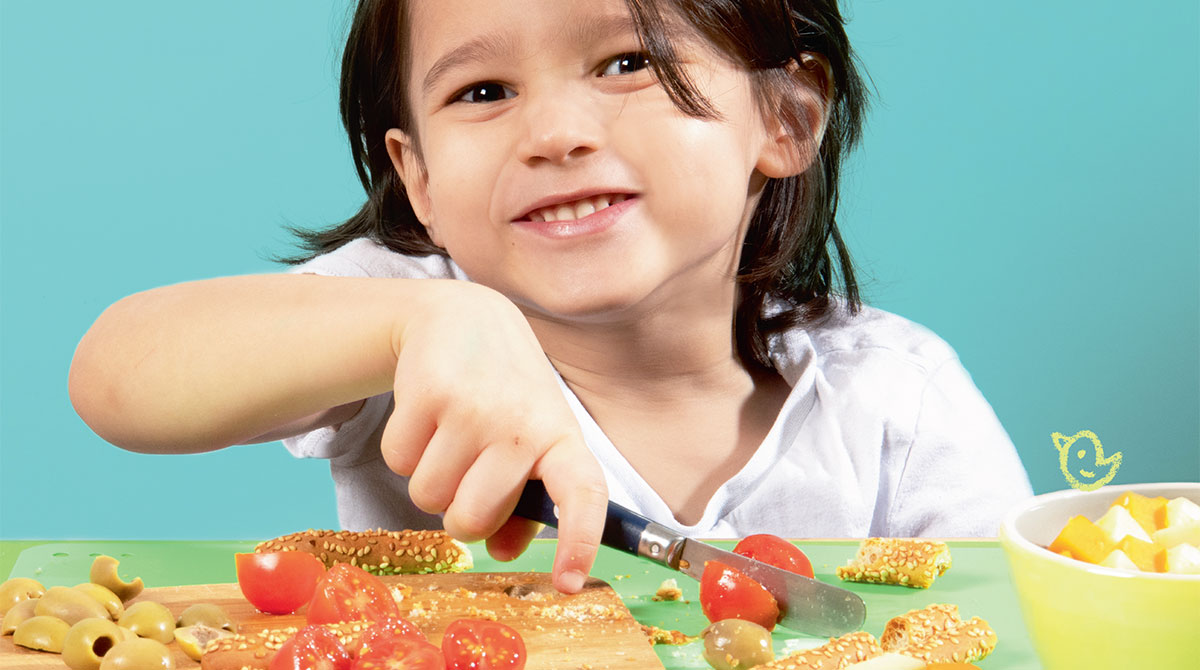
[{"left": 284, "top": 238, "right": 1032, "bottom": 538}]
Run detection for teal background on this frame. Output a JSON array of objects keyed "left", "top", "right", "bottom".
[{"left": 2, "top": 1, "right": 1197, "bottom": 540}]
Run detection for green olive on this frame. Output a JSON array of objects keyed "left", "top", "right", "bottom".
[
  {"left": 13, "top": 614, "right": 71, "bottom": 653},
  {"left": 175, "top": 602, "right": 234, "bottom": 631},
  {"left": 35, "top": 586, "right": 110, "bottom": 626},
  {"left": 73, "top": 583, "right": 124, "bottom": 620},
  {"left": 97, "top": 637, "right": 174, "bottom": 670},
  {"left": 2, "top": 598, "right": 39, "bottom": 635},
  {"left": 701, "top": 619, "right": 775, "bottom": 670},
  {"left": 117, "top": 601, "right": 175, "bottom": 644},
  {"left": 62, "top": 617, "right": 125, "bottom": 670},
  {"left": 0, "top": 577, "right": 45, "bottom": 615},
  {"left": 174, "top": 624, "right": 235, "bottom": 661},
  {"left": 89, "top": 556, "right": 144, "bottom": 602}
]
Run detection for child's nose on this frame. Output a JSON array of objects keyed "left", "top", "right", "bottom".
[{"left": 515, "top": 92, "right": 604, "bottom": 166}]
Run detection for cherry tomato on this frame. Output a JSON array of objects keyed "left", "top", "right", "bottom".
[
  {"left": 441, "top": 619, "right": 526, "bottom": 670},
  {"left": 733, "top": 534, "right": 814, "bottom": 579},
  {"left": 353, "top": 637, "right": 446, "bottom": 670},
  {"left": 699, "top": 561, "right": 780, "bottom": 631},
  {"left": 307, "top": 563, "right": 400, "bottom": 625},
  {"left": 236, "top": 551, "right": 327, "bottom": 615},
  {"left": 269, "top": 624, "right": 352, "bottom": 670},
  {"left": 358, "top": 617, "right": 430, "bottom": 657}
]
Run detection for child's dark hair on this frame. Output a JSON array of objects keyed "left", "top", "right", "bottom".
[{"left": 286, "top": 0, "right": 868, "bottom": 371}]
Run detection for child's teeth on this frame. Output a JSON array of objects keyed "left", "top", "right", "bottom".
[{"left": 533, "top": 194, "right": 627, "bottom": 222}]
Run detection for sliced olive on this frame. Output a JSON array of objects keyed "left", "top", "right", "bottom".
[
  {"left": 98, "top": 637, "right": 174, "bottom": 670},
  {"left": 35, "top": 586, "right": 110, "bottom": 626},
  {"left": 174, "top": 624, "right": 235, "bottom": 661},
  {"left": 2, "top": 598, "right": 39, "bottom": 635},
  {"left": 701, "top": 619, "right": 775, "bottom": 670},
  {"left": 63, "top": 617, "right": 124, "bottom": 670},
  {"left": 117, "top": 601, "right": 174, "bottom": 644},
  {"left": 0, "top": 577, "right": 45, "bottom": 615},
  {"left": 176, "top": 602, "right": 234, "bottom": 631},
  {"left": 13, "top": 614, "right": 71, "bottom": 653},
  {"left": 89, "top": 556, "right": 144, "bottom": 602},
  {"left": 73, "top": 583, "right": 124, "bottom": 620}
]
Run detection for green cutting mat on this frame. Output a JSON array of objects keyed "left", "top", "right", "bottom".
[{"left": 2, "top": 540, "right": 1039, "bottom": 668}]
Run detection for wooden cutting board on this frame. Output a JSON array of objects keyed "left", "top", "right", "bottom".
[{"left": 0, "top": 572, "right": 664, "bottom": 669}]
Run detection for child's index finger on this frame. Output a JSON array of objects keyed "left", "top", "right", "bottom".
[{"left": 532, "top": 451, "right": 608, "bottom": 594}]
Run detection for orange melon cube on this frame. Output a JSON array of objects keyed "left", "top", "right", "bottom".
[
  {"left": 1050, "top": 515, "right": 1115, "bottom": 564},
  {"left": 1112, "top": 491, "right": 1168, "bottom": 534},
  {"left": 1116, "top": 535, "right": 1167, "bottom": 572}
]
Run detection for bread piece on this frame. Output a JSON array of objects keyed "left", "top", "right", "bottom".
[
  {"left": 896, "top": 616, "right": 997, "bottom": 665},
  {"left": 255, "top": 528, "right": 473, "bottom": 575},
  {"left": 200, "top": 621, "right": 368, "bottom": 670},
  {"left": 879, "top": 603, "right": 962, "bottom": 650},
  {"left": 757, "top": 631, "right": 884, "bottom": 669},
  {"left": 836, "top": 538, "right": 951, "bottom": 589}
]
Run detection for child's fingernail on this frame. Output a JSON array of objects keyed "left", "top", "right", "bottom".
[{"left": 560, "top": 569, "right": 586, "bottom": 593}]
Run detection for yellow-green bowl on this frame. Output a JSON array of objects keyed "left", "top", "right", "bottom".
[{"left": 1000, "top": 482, "right": 1200, "bottom": 669}]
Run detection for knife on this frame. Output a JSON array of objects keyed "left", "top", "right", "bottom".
[{"left": 513, "top": 479, "right": 866, "bottom": 636}]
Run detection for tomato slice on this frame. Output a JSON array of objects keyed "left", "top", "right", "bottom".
[
  {"left": 236, "top": 551, "right": 327, "bottom": 615},
  {"left": 269, "top": 624, "right": 353, "bottom": 670},
  {"left": 307, "top": 563, "right": 401, "bottom": 625},
  {"left": 733, "top": 534, "right": 814, "bottom": 579},
  {"left": 353, "top": 637, "right": 446, "bottom": 670},
  {"left": 440, "top": 619, "right": 526, "bottom": 670},
  {"left": 698, "top": 560, "right": 780, "bottom": 631},
  {"left": 358, "top": 617, "right": 430, "bottom": 658}
]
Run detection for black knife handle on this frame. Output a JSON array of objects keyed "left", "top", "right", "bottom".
[{"left": 513, "top": 479, "right": 649, "bottom": 556}]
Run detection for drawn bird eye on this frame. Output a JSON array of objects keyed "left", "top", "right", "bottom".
[{"left": 1077, "top": 449, "right": 1086, "bottom": 459}]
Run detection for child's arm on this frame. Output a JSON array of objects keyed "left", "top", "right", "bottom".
[{"left": 69, "top": 274, "right": 606, "bottom": 592}]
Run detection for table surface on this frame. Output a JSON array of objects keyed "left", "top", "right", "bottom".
[{"left": 1, "top": 539, "right": 1039, "bottom": 669}]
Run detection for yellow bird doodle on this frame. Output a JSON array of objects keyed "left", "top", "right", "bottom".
[{"left": 1054, "top": 430, "right": 1121, "bottom": 491}]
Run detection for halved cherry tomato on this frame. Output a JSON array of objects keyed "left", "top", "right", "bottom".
[
  {"left": 236, "top": 551, "right": 327, "bottom": 615},
  {"left": 353, "top": 637, "right": 446, "bottom": 670},
  {"left": 307, "top": 563, "right": 400, "bottom": 625},
  {"left": 734, "top": 534, "right": 814, "bottom": 579},
  {"left": 698, "top": 560, "right": 780, "bottom": 631},
  {"left": 441, "top": 618, "right": 526, "bottom": 670},
  {"left": 358, "top": 617, "right": 429, "bottom": 658},
  {"left": 269, "top": 624, "right": 352, "bottom": 670}
]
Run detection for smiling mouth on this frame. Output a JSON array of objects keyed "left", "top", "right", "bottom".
[
  {"left": 523, "top": 194, "right": 630, "bottom": 223},
  {"left": 1080, "top": 469, "right": 1096, "bottom": 478}
]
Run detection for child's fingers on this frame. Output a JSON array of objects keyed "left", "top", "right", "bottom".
[
  {"left": 379, "top": 395, "right": 437, "bottom": 478},
  {"left": 533, "top": 445, "right": 609, "bottom": 594},
  {"left": 405, "top": 427, "right": 483, "bottom": 515},
  {"left": 442, "top": 440, "right": 539, "bottom": 542},
  {"left": 486, "top": 516, "right": 544, "bottom": 562}
]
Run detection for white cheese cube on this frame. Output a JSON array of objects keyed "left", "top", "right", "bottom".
[
  {"left": 1095, "top": 505, "right": 1152, "bottom": 543},
  {"left": 1152, "top": 520, "right": 1200, "bottom": 550},
  {"left": 1164, "top": 497, "right": 1200, "bottom": 528},
  {"left": 1099, "top": 549, "right": 1140, "bottom": 572},
  {"left": 1165, "top": 543, "right": 1200, "bottom": 575}
]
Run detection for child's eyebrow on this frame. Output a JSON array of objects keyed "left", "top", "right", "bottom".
[{"left": 420, "top": 14, "right": 639, "bottom": 98}]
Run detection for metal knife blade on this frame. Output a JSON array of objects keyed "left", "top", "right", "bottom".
[{"left": 513, "top": 480, "right": 866, "bottom": 636}]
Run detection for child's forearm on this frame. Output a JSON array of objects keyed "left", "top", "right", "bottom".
[{"left": 68, "top": 274, "right": 441, "bottom": 453}]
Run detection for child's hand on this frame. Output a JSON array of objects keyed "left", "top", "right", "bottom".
[{"left": 379, "top": 281, "right": 607, "bottom": 594}]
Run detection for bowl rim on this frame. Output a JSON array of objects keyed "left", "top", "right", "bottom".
[{"left": 1000, "top": 481, "right": 1200, "bottom": 581}]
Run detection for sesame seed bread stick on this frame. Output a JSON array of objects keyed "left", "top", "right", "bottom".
[
  {"left": 756, "top": 631, "right": 885, "bottom": 669},
  {"left": 255, "top": 529, "right": 473, "bottom": 575},
  {"left": 835, "top": 538, "right": 951, "bottom": 589}
]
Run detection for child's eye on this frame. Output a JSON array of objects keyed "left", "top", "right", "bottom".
[
  {"left": 453, "top": 82, "right": 516, "bottom": 104},
  {"left": 600, "top": 52, "right": 651, "bottom": 77}
]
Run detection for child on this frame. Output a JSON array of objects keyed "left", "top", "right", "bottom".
[{"left": 69, "top": 0, "right": 1031, "bottom": 593}]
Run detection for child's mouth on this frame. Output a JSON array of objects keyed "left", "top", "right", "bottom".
[{"left": 519, "top": 193, "right": 631, "bottom": 223}]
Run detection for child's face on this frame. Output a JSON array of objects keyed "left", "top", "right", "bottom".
[{"left": 390, "top": 0, "right": 795, "bottom": 324}]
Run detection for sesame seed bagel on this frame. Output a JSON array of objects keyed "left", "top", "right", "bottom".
[
  {"left": 255, "top": 528, "right": 473, "bottom": 576},
  {"left": 835, "top": 538, "right": 952, "bottom": 589}
]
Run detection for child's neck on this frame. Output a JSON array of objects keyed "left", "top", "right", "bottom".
[{"left": 528, "top": 312, "right": 792, "bottom": 526}]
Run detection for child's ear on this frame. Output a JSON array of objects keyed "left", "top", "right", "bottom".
[
  {"left": 756, "top": 53, "right": 834, "bottom": 179},
  {"left": 385, "top": 129, "right": 442, "bottom": 246}
]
